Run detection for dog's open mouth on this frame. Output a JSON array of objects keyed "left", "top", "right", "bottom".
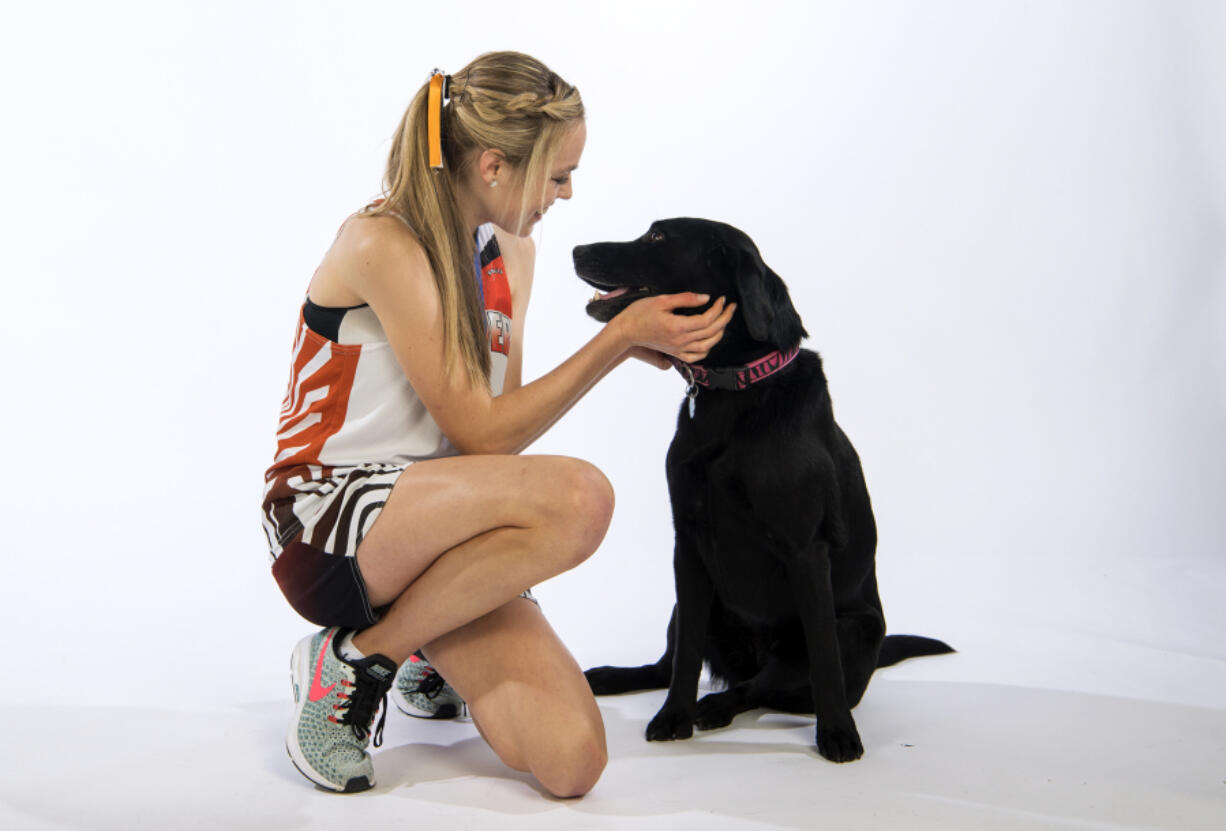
[
  {"left": 583, "top": 284, "right": 653, "bottom": 322},
  {"left": 574, "top": 243, "right": 656, "bottom": 322}
]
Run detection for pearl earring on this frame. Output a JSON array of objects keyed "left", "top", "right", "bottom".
[{"left": 489, "top": 179, "right": 498, "bottom": 188}]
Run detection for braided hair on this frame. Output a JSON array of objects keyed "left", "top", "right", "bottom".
[{"left": 364, "top": 52, "right": 584, "bottom": 388}]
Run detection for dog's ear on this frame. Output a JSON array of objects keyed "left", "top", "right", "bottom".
[
  {"left": 730, "top": 246, "right": 775, "bottom": 343},
  {"left": 725, "top": 244, "right": 807, "bottom": 349}
]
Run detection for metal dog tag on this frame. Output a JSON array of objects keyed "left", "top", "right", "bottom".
[{"left": 679, "top": 362, "right": 699, "bottom": 419}]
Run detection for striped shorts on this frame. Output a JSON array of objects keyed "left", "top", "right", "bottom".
[{"left": 262, "top": 462, "right": 535, "bottom": 630}]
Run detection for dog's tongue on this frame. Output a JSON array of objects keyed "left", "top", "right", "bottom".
[{"left": 597, "top": 287, "right": 629, "bottom": 300}]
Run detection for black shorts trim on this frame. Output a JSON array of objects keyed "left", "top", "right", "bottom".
[{"left": 272, "top": 541, "right": 382, "bottom": 630}]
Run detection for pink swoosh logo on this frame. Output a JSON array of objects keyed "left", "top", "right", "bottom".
[{"left": 308, "top": 630, "right": 338, "bottom": 702}]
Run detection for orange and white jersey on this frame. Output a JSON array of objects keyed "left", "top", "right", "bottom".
[{"left": 261, "top": 223, "right": 512, "bottom": 561}]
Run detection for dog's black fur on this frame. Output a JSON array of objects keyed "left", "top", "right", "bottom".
[{"left": 574, "top": 218, "right": 953, "bottom": 763}]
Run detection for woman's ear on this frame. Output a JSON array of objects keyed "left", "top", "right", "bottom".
[{"left": 476, "top": 148, "right": 508, "bottom": 186}]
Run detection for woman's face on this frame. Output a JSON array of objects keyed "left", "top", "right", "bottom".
[{"left": 487, "top": 120, "right": 587, "bottom": 236}]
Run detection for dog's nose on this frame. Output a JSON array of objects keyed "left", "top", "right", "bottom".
[{"left": 573, "top": 244, "right": 603, "bottom": 271}]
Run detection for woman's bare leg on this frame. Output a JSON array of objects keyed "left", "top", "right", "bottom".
[
  {"left": 343, "top": 453, "right": 611, "bottom": 796},
  {"left": 422, "top": 597, "right": 607, "bottom": 798},
  {"left": 349, "top": 453, "right": 612, "bottom": 662}
]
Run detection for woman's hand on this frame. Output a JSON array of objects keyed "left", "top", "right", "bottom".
[
  {"left": 626, "top": 346, "right": 672, "bottom": 369},
  {"left": 611, "top": 293, "right": 736, "bottom": 365}
]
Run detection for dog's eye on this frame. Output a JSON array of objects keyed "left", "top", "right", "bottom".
[{"left": 648, "top": 231, "right": 665, "bottom": 242}]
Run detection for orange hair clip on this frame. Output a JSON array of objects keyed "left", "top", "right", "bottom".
[{"left": 427, "top": 69, "right": 448, "bottom": 170}]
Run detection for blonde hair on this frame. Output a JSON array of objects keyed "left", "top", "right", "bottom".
[{"left": 363, "top": 51, "right": 585, "bottom": 388}]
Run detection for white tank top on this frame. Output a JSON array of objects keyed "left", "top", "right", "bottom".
[{"left": 266, "top": 222, "right": 512, "bottom": 473}]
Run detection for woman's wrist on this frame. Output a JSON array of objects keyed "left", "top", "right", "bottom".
[{"left": 601, "top": 312, "right": 634, "bottom": 357}]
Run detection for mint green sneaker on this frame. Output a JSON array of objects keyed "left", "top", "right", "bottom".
[
  {"left": 287, "top": 627, "right": 396, "bottom": 792},
  {"left": 391, "top": 651, "right": 467, "bottom": 720}
]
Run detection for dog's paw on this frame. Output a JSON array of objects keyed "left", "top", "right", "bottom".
[
  {"left": 815, "top": 721, "right": 864, "bottom": 763},
  {"left": 646, "top": 707, "right": 694, "bottom": 741},
  {"left": 694, "top": 691, "right": 736, "bottom": 730}
]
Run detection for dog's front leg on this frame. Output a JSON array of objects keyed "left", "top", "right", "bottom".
[
  {"left": 646, "top": 539, "right": 714, "bottom": 741},
  {"left": 790, "top": 543, "right": 863, "bottom": 762}
]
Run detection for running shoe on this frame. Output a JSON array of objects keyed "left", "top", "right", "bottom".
[
  {"left": 391, "top": 651, "right": 467, "bottom": 719},
  {"left": 287, "top": 627, "right": 397, "bottom": 792}
]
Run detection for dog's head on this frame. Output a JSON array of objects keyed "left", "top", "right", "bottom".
[{"left": 573, "top": 218, "right": 807, "bottom": 359}]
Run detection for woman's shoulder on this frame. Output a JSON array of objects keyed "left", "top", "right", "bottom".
[
  {"left": 310, "top": 211, "right": 432, "bottom": 307},
  {"left": 343, "top": 212, "right": 433, "bottom": 276},
  {"left": 341, "top": 211, "right": 428, "bottom": 262}
]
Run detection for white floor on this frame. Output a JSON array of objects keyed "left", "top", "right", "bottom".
[{"left": 6, "top": 617, "right": 1225, "bottom": 831}]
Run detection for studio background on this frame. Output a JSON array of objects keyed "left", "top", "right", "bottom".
[{"left": 2, "top": 1, "right": 1223, "bottom": 829}]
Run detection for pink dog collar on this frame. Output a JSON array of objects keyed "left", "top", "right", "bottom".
[{"left": 672, "top": 344, "right": 801, "bottom": 392}]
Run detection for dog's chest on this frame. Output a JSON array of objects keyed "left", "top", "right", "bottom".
[{"left": 667, "top": 411, "right": 801, "bottom": 621}]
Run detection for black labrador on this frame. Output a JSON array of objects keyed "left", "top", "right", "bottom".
[{"left": 574, "top": 218, "right": 952, "bottom": 763}]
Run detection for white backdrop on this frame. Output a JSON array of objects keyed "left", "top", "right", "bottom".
[{"left": 1, "top": 0, "right": 1223, "bottom": 719}]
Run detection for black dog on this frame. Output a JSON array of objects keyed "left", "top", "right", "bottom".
[{"left": 574, "top": 218, "right": 952, "bottom": 763}]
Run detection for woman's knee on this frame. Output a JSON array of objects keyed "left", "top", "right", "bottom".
[
  {"left": 539, "top": 457, "right": 614, "bottom": 566},
  {"left": 470, "top": 685, "right": 608, "bottom": 798},
  {"left": 568, "top": 457, "right": 614, "bottom": 534},
  {"left": 532, "top": 725, "right": 608, "bottom": 799}
]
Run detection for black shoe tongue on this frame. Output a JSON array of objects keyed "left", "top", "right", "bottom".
[{"left": 356, "top": 654, "right": 397, "bottom": 686}]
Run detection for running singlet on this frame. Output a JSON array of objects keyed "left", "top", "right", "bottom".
[{"left": 260, "top": 222, "right": 512, "bottom": 561}]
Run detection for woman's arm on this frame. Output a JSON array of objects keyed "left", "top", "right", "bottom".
[
  {"left": 346, "top": 217, "right": 733, "bottom": 455},
  {"left": 497, "top": 229, "right": 665, "bottom": 394},
  {"left": 496, "top": 227, "right": 533, "bottom": 394}
]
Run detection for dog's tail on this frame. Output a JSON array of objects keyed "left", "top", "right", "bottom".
[{"left": 876, "top": 634, "right": 955, "bottom": 668}]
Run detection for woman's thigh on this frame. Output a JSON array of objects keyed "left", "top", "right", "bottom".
[
  {"left": 422, "top": 597, "right": 607, "bottom": 797},
  {"left": 355, "top": 453, "right": 612, "bottom": 607}
]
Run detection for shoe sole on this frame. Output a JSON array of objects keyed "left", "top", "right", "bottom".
[{"left": 286, "top": 635, "right": 374, "bottom": 793}]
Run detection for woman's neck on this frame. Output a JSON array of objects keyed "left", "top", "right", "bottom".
[{"left": 453, "top": 178, "right": 491, "bottom": 237}]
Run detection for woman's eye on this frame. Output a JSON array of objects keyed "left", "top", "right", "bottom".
[{"left": 552, "top": 176, "right": 570, "bottom": 186}]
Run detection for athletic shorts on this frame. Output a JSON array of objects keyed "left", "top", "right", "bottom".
[{"left": 263, "top": 461, "right": 535, "bottom": 630}]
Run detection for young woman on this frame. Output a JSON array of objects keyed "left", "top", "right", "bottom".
[{"left": 261, "top": 51, "right": 735, "bottom": 798}]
